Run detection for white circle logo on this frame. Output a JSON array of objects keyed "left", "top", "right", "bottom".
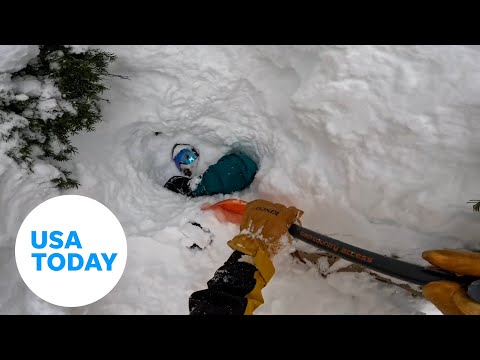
[{"left": 15, "top": 195, "right": 127, "bottom": 307}]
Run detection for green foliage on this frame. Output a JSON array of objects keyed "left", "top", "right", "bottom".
[
  {"left": 467, "top": 200, "right": 480, "bottom": 212},
  {"left": 1, "top": 45, "right": 125, "bottom": 189}
]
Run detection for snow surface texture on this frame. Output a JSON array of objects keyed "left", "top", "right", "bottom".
[
  {"left": 65, "top": 45, "right": 90, "bottom": 54},
  {"left": 2, "top": 45, "right": 480, "bottom": 314},
  {"left": 0, "top": 45, "right": 39, "bottom": 73}
]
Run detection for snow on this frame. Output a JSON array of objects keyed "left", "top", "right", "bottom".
[
  {"left": 11, "top": 75, "right": 76, "bottom": 121},
  {"left": 65, "top": 45, "right": 90, "bottom": 54},
  {"left": 14, "top": 94, "right": 28, "bottom": 101},
  {"left": 14, "top": 75, "right": 43, "bottom": 97},
  {"left": 0, "top": 45, "right": 39, "bottom": 73},
  {"left": 14, "top": 76, "right": 62, "bottom": 102},
  {"left": 3, "top": 45, "right": 480, "bottom": 315}
]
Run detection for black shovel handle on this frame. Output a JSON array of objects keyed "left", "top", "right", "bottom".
[{"left": 289, "top": 224, "right": 480, "bottom": 302}]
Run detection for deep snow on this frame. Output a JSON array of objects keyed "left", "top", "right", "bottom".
[{"left": 2, "top": 45, "right": 480, "bottom": 314}]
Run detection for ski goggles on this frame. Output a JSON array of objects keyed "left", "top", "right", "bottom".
[{"left": 174, "top": 148, "right": 199, "bottom": 172}]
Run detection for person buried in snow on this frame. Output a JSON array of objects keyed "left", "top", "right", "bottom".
[
  {"left": 164, "top": 143, "right": 258, "bottom": 198},
  {"left": 162, "top": 142, "right": 258, "bottom": 251}
]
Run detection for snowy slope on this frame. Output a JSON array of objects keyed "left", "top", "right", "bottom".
[{"left": 2, "top": 45, "right": 480, "bottom": 314}]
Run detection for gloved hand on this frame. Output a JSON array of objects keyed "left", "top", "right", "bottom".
[
  {"left": 227, "top": 199, "right": 303, "bottom": 281},
  {"left": 422, "top": 249, "right": 480, "bottom": 315},
  {"left": 189, "top": 199, "right": 303, "bottom": 315},
  {"left": 164, "top": 176, "right": 194, "bottom": 197},
  {"left": 225, "top": 199, "right": 304, "bottom": 314},
  {"left": 228, "top": 199, "right": 304, "bottom": 257}
]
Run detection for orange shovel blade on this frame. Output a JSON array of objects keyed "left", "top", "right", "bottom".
[{"left": 201, "top": 199, "right": 247, "bottom": 225}]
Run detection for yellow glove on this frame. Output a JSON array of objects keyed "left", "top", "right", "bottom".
[
  {"left": 229, "top": 199, "right": 304, "bottom": 257},
  {"left": 422, "top": 249, "right": 480, "bottom": 315},
  {"left": 227, "top": 199, "right": 304, "bottom": 314}
]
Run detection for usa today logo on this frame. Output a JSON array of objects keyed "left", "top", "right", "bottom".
[{"left": 15, "top": 195, "right": 127, "bottom": 307}]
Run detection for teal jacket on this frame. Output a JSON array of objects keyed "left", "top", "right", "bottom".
[{"left": 192, "top": 153, "right": 258, "bottom": 197}]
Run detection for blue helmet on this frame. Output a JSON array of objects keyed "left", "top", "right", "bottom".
[{"left": 172, "top": 144, "right": 199, "bottom": 177}]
